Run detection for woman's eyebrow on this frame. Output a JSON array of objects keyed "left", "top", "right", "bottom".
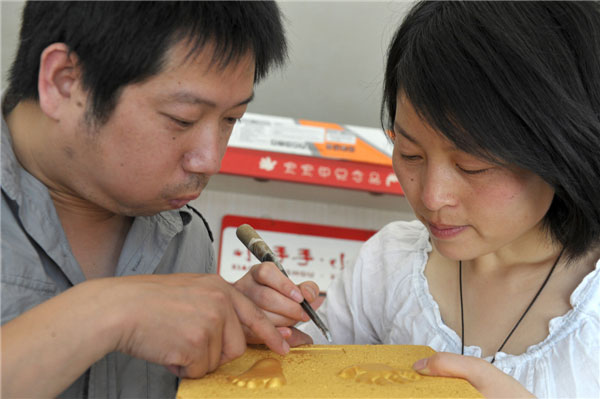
[{"left": 393, "top": 122, "right": 419, "bottom": 144}]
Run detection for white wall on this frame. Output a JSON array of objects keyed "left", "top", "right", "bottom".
[
  {"left": 1, "top": 1, "right": 22, "bottom": 86},
  {"left": 247, "top": 1, "right": 415, "bottom": 128},
  {"left": 1, "top": 1, "right": 417, "bottom": 252},
  {"left": 2, "top": 1, "right": 416, "bottom": 128}
]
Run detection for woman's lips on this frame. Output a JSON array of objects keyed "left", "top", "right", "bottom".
[{"left": 428, "top": 222, "right": 468, "bottom": 239}]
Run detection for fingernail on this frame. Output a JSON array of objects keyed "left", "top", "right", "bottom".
[
  {"left": 290, "top": 288, "right": 304, "bottom": 303},
  {"left": 282, "top": 340, "right": 290, "bottom": 354},
  {"left": 277, "top": 327, "right": 292, "bottom": 338},
  {"left": 305, "top": 285, "right": 317, "bottom": 301},
  {"left": 413, "top": 358, "right": 431, "bottom": 375}
]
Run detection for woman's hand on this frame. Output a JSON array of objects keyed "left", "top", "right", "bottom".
[
  {"left": 234, "top": 262, "right": 324, "bottom": 346},
  {"left": 413, "top": 352, "right": 535, "bottom": 398}
]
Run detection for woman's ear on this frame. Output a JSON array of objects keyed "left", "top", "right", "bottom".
[{"left": 38, "top": 43, "right": 83, "bottom": 120}]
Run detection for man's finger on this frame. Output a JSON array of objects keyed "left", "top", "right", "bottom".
[
  {"left": 219, "top": 308, "right": 247, "bottom": 366},
  {"left": 284, "top": 327, "right": 313, "bottom": 347},
  {"left": 230, "top": 288, "right": 290, "bottom": 355},
  {"left": 206, "top": 313, "right": 224, "bottom": 372},
  {"left": 178, "top": 344, "right": 210, "bottom": 379}
]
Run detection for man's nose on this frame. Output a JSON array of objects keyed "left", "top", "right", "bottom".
[{"left": 182, "top": 125, "right": 224, "bottom": 176}]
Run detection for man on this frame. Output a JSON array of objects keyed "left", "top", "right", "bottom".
[{"left": 1, "top": 2, "right": 318, "bottom": 397}]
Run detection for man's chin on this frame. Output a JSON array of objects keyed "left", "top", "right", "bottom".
[{"left": 117, "top": 191, "right": 203, "bottom": 216}]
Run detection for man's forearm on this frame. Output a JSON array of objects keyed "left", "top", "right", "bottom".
[{"left": 1, "top": 279, "right": 124, "bottom": 398}]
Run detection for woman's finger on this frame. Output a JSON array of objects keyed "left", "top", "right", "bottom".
[
  {"left": 243, "top": 284, "right": 309, "bottom": 322},
  {"left": 248, "top": 263, "right": 305, "bottom": 303},
  {"left": 413, "top": 352, "right": 535, "bottom": 398}
]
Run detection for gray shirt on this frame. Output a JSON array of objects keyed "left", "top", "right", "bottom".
[{"left": 1, "top": 115, "right": 216, "bottom": 398}]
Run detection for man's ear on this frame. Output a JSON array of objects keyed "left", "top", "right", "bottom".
[{"left": 38, "top": 43, "right": 84, "bottom": 120}]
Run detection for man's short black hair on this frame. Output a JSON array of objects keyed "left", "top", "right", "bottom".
[
  {"left": 382, "top": 1, "right": 600, "bottom": 261},
  {"left": 3, "top": 1, "right": 287, "bottom": 123}
]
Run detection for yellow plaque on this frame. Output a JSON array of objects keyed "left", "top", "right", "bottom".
[{"left": 177, "top": 345, "right": 482, "bottom": 398}]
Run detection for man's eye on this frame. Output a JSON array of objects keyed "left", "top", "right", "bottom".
[
  {"left": 224, "top": 117, "right": 241, "bottom": 125},
  {"left": 170, "top": 117, "right": 193, "bottom": 128},
  {"left": 401, "top": 154, "right": 422, "bottom": 161}
]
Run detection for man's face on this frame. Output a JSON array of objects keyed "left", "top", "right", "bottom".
[{"left": 58, "top": 42, "right": 255, "bottom": 216}]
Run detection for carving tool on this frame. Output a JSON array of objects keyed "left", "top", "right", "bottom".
[{"left": 236, "top": 224, "right": 333, "bottom": 343}]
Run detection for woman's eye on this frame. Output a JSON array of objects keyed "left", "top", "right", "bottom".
[
  {"left": 458, "top": 165, "right": 490, "bottom": 175},
  {"left": 400, "top": 154, "right": 422, "bottom": 161}
]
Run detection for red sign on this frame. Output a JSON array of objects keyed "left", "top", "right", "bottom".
[{"left": 220, "top": 147, "right": 403, "bottom": 195}]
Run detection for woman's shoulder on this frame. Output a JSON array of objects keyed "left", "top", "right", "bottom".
[
  {"left": 348, "top": 220, "right": 434, "bottom": 341},
  {"left": 354, "top": 220, "right": 431, "bottom": 281},
  {"left": 571, "top": 258, "right": 600, "bottom": 316}
]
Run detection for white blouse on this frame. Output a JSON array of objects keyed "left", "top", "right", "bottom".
[{"left": 300, "top": 220, "right": 600, "bottom": 398}]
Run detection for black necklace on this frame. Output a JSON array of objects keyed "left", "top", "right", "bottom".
[{"left": 459, "top": 248, "right": 565, "bottom": 364}]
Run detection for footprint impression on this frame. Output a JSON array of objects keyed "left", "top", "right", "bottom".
[
  {"left": 228, "top": 358, "right": 286, "bottom": 389},
  {"left": 338, "top": 364, "right": 423, "bottom": 385}
]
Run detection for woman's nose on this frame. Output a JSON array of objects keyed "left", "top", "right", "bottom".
[{"left": 420, "top": 165, "right": 458, "bottom": 211}]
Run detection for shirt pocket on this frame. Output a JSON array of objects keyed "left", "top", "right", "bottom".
[{"left": 1, "top": 275, "right": 59, "bottom": 324}]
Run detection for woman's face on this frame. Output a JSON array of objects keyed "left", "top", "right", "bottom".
[{"left": 392, "top": 95, "right": 555, "bottom": 260}]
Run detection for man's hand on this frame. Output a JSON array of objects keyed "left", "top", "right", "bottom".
[
  {"left": 1, "top": 273, "right": 289, "bottom": 398},
  {"left": 113, "top": 274, "right": 289, "bottom": 378},
  {"left": 234, "top": 262, "right": 324, "bottom": 346},
  {"left": 413, "top": 352, "right": 535, "bottom": 398}
]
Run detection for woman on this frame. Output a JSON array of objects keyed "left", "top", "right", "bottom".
[
  {"left": 239, "top": 2, "right": 600, "bottom": 397},
  {"left": 300, "top": 1, "right": 600, "bottom": 397}
]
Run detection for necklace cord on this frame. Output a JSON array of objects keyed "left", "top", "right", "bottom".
[
  {"left": 459, "top": 247, "right": 565, "bottom": 364},
  {"left": 460, "top": 261, "right": 465, "bottom": 356}
]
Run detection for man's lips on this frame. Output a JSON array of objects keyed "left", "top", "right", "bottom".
[
  {"left": 428, "top": 222, "right": 468, "bottom": 239},
  {"left": 168, "top": 194, "right": 200, "bottom": 209}
]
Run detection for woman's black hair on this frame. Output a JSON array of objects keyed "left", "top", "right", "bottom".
[
  {"left": 3, "top": 1, "right": 287, "bottom": 124},
  {"left": 382, "top": 1, "right": 600, "bottom": 260}
]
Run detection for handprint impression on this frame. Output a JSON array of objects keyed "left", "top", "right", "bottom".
[
  {"left": 229, "top": 358, "right": 286, "bottom": 389},
  {"left": 338, "top": 364, "right": 422, "bottom": 385}
]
